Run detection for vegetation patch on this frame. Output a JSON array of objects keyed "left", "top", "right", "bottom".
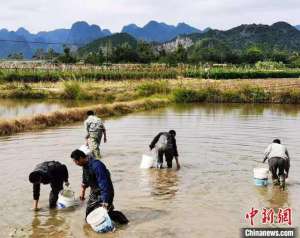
[
  {"left": 0, "top": 98, "right": 170, "bottom": 137},
  {"left": 136, "top": 80, "right": 171, "bottom": 96}
]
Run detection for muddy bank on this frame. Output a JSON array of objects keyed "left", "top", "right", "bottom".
[{"left": 0, "top": 98, "right": 169, "bottom": 136}]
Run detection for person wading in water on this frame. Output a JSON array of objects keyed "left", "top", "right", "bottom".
[
  {"left": 84, "top": 111, "right": 107, "bottom": 159},
  {"left": 149, "top": 130, "right": 180, "bottom": 169},
  {"left": 263, "top": 139, "right": 290, "bottom": 190},
  {"left": 70, "top": 149, "right": 128, "bottom": 224},
  {"left": 29, "top": 161, "right": 69, "bottom": 210}
]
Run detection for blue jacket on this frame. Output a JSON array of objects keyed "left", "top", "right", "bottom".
[{"left": 82, "top": 157, "right": 114, "bottom": 204}]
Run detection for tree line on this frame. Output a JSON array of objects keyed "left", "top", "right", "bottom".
[{"left": 8, "top": 38, "right": 300, "bottom": 67}]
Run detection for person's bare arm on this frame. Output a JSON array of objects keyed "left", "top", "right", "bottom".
[
  {"left": 103, "top": 129, "right": 107, "bottom": 143},
  {"left": 175, "top": 156, "right": 180, "bottom": 170},
  {"left": 80, "top": 185, "right": 86, "bottom": 201},
  {"left": 32, "top": 183, "right": 40, "bottom": 210},
  {"left": 263, "top": 144, "right": 271, "bottom": 163}
]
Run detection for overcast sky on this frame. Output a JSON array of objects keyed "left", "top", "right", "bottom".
[{"left": 1, "top": 0, "right": 300, "bottom": 33}]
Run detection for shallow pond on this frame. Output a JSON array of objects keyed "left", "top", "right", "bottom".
[
  {"left": 0, "top": 99, "right": 100, "bottom": 119},
  {"left": 0, "top": 103, "right": 299, "bottom": 238}
]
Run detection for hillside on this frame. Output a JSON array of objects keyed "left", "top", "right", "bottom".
[
  {"left": 162, "top": 22, "right": 300, "bottom": 52},
  {"left": 77, "top": 33, "right": 138, "bottom": 56},
  {"left": 0, "top": 21, "right": 111, "bottom": 58},
  {"left": 0, "top": 29, "right": 32, "bottom": 58}
]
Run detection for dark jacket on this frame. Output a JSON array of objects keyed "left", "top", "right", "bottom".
[
  {"left": 82, "top": 157, "right": 114, "bottom": 204},
  {"left": 30, "top": 161, "right": 68, "bottom": 200},
  {"left": 149, "top": 132, "right": 179, "bottom": 157}
]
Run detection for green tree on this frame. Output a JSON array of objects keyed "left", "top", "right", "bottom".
[
  {"left": 46, "top": 48, "right": 59, "bottom": 61},
  {"left": 56, "top": 47, "right": 77, "bottom": 64},
  {"left": 111, "top": 43, "right": 139, "bottom": 63},
  {"left": 289, "top": 54, "right": 300, "bottom": 67},
  {"left": 7, "top": 52, "right": 24, "bottom": 60},
  {"left": 84, "top": 49, "right": 105, "bottom": 65},
  {"left": 270, "top": 50, "right": 289, "bottom": 63},
  {"left": 137, "top": 41, "right": 155, "bottom": 63},
  {"left": 243, "top": 46, "right": 265, "bottom": 64},
  {"left": 33, "top": 48, "right": 46, "bottom": 60},
  {"left": 189, "top": 38, "right": 232, "bottom": 63},
  {"left": 175, "top": 44, "right": 187, "bottom": 63}
]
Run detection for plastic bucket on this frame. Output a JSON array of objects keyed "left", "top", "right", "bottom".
[
  {"left": 57, "top": 189, "right": 76, "bottom": 208},
  {"left": 79, "top": 145, "right": 91, "bottom": 156},
  {"left": 253, "top": 168, "right": 269, "bottom": 179},
  {"left": 254, "top": 178, "right": 268, "bottom": 186},
  {"left": 86, "top": 207, "right": 114, "bottom": 233},
  {"left": 140, "top": 154, "right": 154, "bottom": 169}
]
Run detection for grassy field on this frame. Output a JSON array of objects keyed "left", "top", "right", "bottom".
[
  {"left": 1, "top": 64, "right": 300, "bottom": 82},
  {"left": 2, "top": 78, "right": 300, "bottom": 136},
  {"left": 1, "top": 78, "right": 300, "bottom": 102},
  {"left": 1, "top": 63, "right": 300, "bottom": 136}
]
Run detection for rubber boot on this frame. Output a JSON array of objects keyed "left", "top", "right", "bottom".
[
  {"left": 272, "top": 179, "right": 280, "bottom": 186},
  {"left": 279, "top": 175, "right": 285, "bottom": 190}
]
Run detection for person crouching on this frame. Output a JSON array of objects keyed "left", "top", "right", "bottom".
[
  {"left": 263, "top": 139, "right": 290, "bottom": 189},
  {"left": 29, "top": 161, "right": 69, "bottom": 210}
]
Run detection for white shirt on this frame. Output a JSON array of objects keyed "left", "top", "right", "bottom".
[
  {"left": 84, "top": 115, "right": 105, "bottom": 133},
  {"left": 264, "top": 143, "right": 290, "bottom": 160}
]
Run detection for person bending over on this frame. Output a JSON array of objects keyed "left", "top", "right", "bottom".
[
  {"left": 149, "top": 130, "right": 180, "bottom": 169},
  {"left": 29, "top": 161, "right": 69, "bottom": 210},
  {"left": 263, "top": 139, "right": 290, "bottom": 189}
]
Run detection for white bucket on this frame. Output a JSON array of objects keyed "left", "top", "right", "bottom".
[
  {"left": 79, "top": 145, "right": 92, "bottom": 156},
  {"left": 57, "top": 189, "right": 76, "bottom": 209},
  {"left": 253, "top": 168, "right": 269, "bottom": 179},
  {"left": 86, "top": 207, "right": 114, "bottom": 233},
  {"left": 140, "top": 154, "right": 154, "bottom": 169}
]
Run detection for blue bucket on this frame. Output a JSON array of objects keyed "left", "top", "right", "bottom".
[{"left": 254, "top": 178, "right": 268, "bottom": 186}]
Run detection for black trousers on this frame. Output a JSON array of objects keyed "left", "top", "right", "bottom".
[
  {"left": 85, "top": 190, "right": 128, "bottom": 224},
  {"left": 86, "top": 190, "right": 114, "bottom": 218},
  {"left": 49, "top": 180, "right": 64, "bottom": 208},
  {"left": 157, "top": 148, "right": 174, "bottom": 168},
  {"left": 268, "top": 157, "right": 287, "bottom": 181}
]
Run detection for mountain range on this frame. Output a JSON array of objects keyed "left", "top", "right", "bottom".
[
  {"left": 0, "top": 21, "right": 111, "bottom": 58},
  {"left": 1, "top": 20, "right": 300, "bottom": 58},
  {"left": 180, "top": 22, "right": 300, "bottom": 52},
  {"left": 121, "top": 21, "right": 201, "bottom": 42}
]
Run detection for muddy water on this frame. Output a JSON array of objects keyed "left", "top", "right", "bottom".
[
  {"left": 0, "top": 104, "right": 299, "bottom": 238},
  {"left": 0, "top": 99, "right": 99, "bottom": 119}
]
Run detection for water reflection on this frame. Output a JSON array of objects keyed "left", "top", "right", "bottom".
[
  {"left": 0, "top": 98, "right": 100, "bottom": 119},
  {"left": 150, "top": 170, "right": 179, "bottom": 200},
  {"left": 30, "top": 210, "right": 69, "bottom": 238},
  {"left": 139, "top": 168, "right": 179, "bottom": 200},
  {"left": 172, "top": 103, "right": 300, "bottom": 118},
  {"left": 255, "top": 186, "right": 290, "bottom": 209}
]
